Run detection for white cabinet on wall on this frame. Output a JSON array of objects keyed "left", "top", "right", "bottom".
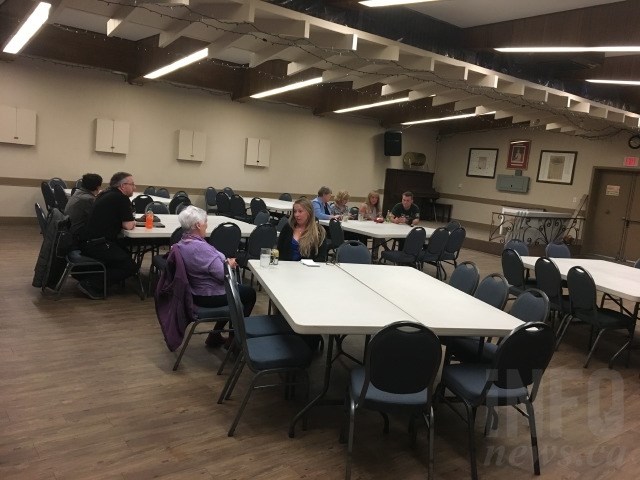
[
  {"left": 0, "top": 105, "right": 36, "bottom": 145},
  {"left": 177, "top": 129, "right": 206, "bottom": 162},
  {"left": 245, "top": 137, "right": 270, "bottom": 167},
  {"left": 95, "top": 118, "right": 129, "bottom": 154}
]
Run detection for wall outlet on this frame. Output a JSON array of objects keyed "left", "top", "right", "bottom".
[
  {"left": 458, "top": 183, "right": 463, "bottom": 189},
  {"left": 572, "top": 197, "right": 577, "bottom": 203}
]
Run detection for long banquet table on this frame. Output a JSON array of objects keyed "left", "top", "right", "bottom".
[
  {"left": 319, "top": 218, "right": 435, "bottom": 241},
  {"left": 63, "top": 189, "right": 171, "bottom": 205},
  {"left": 122, "top": 213, "right": 255, "bottom": 239},
  {"left": 248, "top": 259, "right": 522, "bottom": 436}
]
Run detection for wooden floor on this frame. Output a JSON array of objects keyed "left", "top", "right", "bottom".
[{"left": 1, "top": 224, "right": 639, "bottom": 480}]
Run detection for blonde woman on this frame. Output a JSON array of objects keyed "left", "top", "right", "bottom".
[
  {"left": 359, "top": 191, "right": 380, "bottom": 220},
  {"left": 330, "top": 190, "right": 350, "bottom": 217},
  {"left": 278, "top": 197, "right": 328, "bottom": 261}
]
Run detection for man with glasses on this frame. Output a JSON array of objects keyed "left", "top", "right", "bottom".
[{"left": 79, "top": 172, "right": 137, "bottom": 299}]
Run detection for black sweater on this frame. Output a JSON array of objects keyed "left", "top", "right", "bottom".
[{"left": 277, "top": 223, "right": 328, "bottom": 262}]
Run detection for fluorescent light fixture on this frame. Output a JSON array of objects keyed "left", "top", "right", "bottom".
[
  {"left": 586, "top": 79, "right": 640, "bottom": 86},
  {"left": 402, "top": 111, "right": 495, "bottom": 125},
  {"left": 144, "top": 48, "right": 208, "bottom": 79},
  {"left": 250, "top": 77, "right": 323, "bottom": 99},
  {"left": 495, "top": 46, "right": 640, "bottom": 53},
  {"left": 334, "top": 96, "right": 410, "bottom": 113},
  {"left": 3, "top": 2, "right": 51, "bottom": 54},
  {"left": 360, "top": 0, "right": 442, "bottom": 7}
]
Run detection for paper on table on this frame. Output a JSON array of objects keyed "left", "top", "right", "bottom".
[{"left": 300, "top": 259, "right": 320, "bottom": 267}]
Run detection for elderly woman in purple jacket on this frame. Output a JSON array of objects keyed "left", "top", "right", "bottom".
[{"left": 177, "top": 205, "right": 256, "bottom": 347}]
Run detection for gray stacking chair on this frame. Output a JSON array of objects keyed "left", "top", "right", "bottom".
[
  {"left": 336, "top": 240, "right": 371, "bottom": 264},
  {"left": 343, "top": 322, "right": 441, "bottom": 480},
  {"left": 205, "top": 187, "right": 217, "bottom": 214},
  {"left": 380, "top": 226, "right": 426, "bottom": 269},
  {"left": 448, "top": 261, "right": 479, "bottom": 296},
  {"left": 438, "top": 321, "right": 556, "bottom": 480},
  {"left": 545, "top": 241, "right": 571, "bottom": 258}
]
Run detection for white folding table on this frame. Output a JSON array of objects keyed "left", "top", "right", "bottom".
[
  {"left": 245, "top": 197, "right": 293, "bottom": 214},
  {"left": 122, "top": 214, "right": 255, "bottom": 239},
  {"left": 63, "top": 189, "right": 171, "bottom": 205},
  {"left": 248, "top": 260, "right": 522, "bottom": 436}
]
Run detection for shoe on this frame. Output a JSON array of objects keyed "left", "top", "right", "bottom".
[
  {"left": 205, "top": 332, "right": 225, "bottom": 347},
  {"left": 77, "top": 281, "right": 102, "bottom": 300}
]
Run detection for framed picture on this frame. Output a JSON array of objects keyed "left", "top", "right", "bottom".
[
  {"left": 507, "top": 140, "right": 531, "bottom": 169},
  {"left": 537, "top": 150, "right": 577, "bottom": 185},
  {"left": 466, "top": 148, "right": 498, "bottom": 178}
]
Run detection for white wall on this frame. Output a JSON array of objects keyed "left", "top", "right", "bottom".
[
  {"left": 0, "top": 58, "right": 438, "bottom": 218},
  {"left": 433, "top": 127, "right": 639, "bottom": 225}
]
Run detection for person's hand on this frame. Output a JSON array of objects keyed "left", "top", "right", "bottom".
[{"left": 228, "top": 258, "right": 238, "bottom": 269}]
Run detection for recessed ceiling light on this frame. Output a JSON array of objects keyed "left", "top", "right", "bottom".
[
  {"left": 495, "top": 46, "right": 640, "bottom": 53},
  {"left": 250, "top": 77, "right": 323, "bottom": 99},
  {"left": 334, "top": 96, "right": 410, "bottom": 113},
  {"left": 360, "top": 0, "right": 443, "bottom": 7},
  {"left": 586, "top": 79, "right": 640, "bottom": 86},
  {"left": 3, "top": 2, "right": 51, "bottom": 54},
  {"left": 144, "top": 48, "right": 209, "bottom": 79}
]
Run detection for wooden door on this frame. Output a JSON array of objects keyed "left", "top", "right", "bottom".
[
  {"left": 622, "top": 174, "right": 640, "bottom": 262},
  {"left": 582, "top": 169, "right": 639, "bottom": 262}
]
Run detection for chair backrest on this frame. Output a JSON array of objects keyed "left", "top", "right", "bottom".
[
  {"left": 545, "top": 241, "right": 571, "bottom": 258},
  {"left": 175, "top": 202, "right": 190, "bottom": 215},
  {"left": 223, "top": 186, "right": 235, "bottom": 197},
  {"left": 173, "top": 190, "right": 189, "bottom": 198},
  {"left": 216, "top": 191, "right": 231, "bottom": 214},
  {"left": 445, "top": 220, "right": 461, "bottom": 232},
  {"left": 229, "top": 194, "right": 247, "bottom": 217},
  {"left": 424, "top": 226, "right": 449, "bottom": 256},
  {"left": 349, "top": 206, "right": 360, "bottom": 217},
  {"left": 169, "top": 195, "right": 190, "bottom": 214},
  {"left": 504, "top": 239, "right": 529, "bottom": 256},
  {"left": 501, "top": 248, "right": 527, "bottom": 289},
  {"left": 566, "top": 266, "right": 598, "bottom": 317},
  {"left": 336, "top": 240, "right": 371, "bottom": 264},
  {"left": 250, "top": 197, "right": 267, "bottom": 217},
  {"left": 634, "top": 258, "right": 640, "bottom": 268},
  {"left": 442, "top": 226, "right": 466, "bottom": 259},
  {"left": 490, "top": 322, "right": 555, "bottom": 401},
  {"left": 52, "top": 183, "right": 68, "bottom": 212},
  {"left": 205, "top": 187, "right": 217, "bottom": 206},
  {"left": 358, "top": 322, "right": 441, "bottom": 403},
  {"left": 449, "top": 261, "right": 480, "bottom": 295},
  {"left": 143, "top": 186, "right": 156, "bottom": 195},
  {"left": 510, "top": 289, "right": 550, "bottom": 324},
  {"left": 474, "top": 273, "right": 509, "bottom": 310},
  {"left": 146, "top": 201, "right": 169, "bottom": 214},
  {"left": 403, "top": 226, "right": 427, "bottom": 256},
  {"left": 253, "top": 210, "right": 271, "bottom": 226},
  {"left": 35, "top": 202, "right": 48, "bottom": 234},
  {"left": 169, "top": 227, "right": 184, "bottom": 245},
  {"left": 246, "top": 223, "right": 277, "bottom": 257},
  {"left": 534, "top": 256, "right": 563, "bottom": 306},
  {"left": 329, "top": 218, "right": 344, "bottom": 247},
  {"left": 208, "top": 222, "right": 242, "bottom": 258},
  {"left": 155, "top": 187, "right": 170, "bottom": 198},
  {"left": 224, "top": 266, "right": 250, "bottom": 359},
  {"left": 49, "top": 177, "right": 67, "bottom": 189},
  {"left": 41, "top": 181, "right": 57, "bottom": 212},
  {"left": 278, "top": 192, "right": 292, "bottom": 201},
  {"left": 276, "top": 215, "right": 289, "bottom": 232},
  {"left": 132, "top": 194, "right": 153, "bottom": 213}
]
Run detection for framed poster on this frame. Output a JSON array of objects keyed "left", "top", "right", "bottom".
[
  {"left": 466, "top": 148, "right": 498, "bottom": 178},
  {"left": 507, "top": 140, "right": 531, "bottom": 169},
  {"left": 537, "top": 150, "right": 577, "bottom": 185}
]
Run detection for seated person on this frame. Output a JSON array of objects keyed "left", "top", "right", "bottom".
[
  {"left": 79, "top": 171, "right": 137, "bottom": 299},
  {"left": 311, "top": 186, "right": 338, "bottom": 221},
  {"left": 330, "top": 190, "right": 350, "bottom": 218},
  {"left": 176, "top": 206, "right": 256, "bottom": 347},
  {"left": 278, "top": 197, "right": 328, "bottom": 262},
  {"left": 391, "top": 191, "right": 420, "bottom": 226},
  {"left": 359, "top": 191, "right": 380, "bottom": 220},
  {"left": 65, "top": 173, "right": 102, "bottom": 243}
]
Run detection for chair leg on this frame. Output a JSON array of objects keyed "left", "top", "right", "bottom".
[
  {"left": 584, "top": 328, "right": 606, "bottom": 368},
  {"left": 217, "top": 353, "right": 244, "bottom": 404},
  {"left": 217, "top": 338, "right": 236, "bottom": 375},
  {"left": 424, "top": 406, "right": 435, "bottom": 480},
  {"left": 524, "top": 401, "right": 541, "bottom": 475},
  {"left": 172, "top": 322, "right": 198, "bottom": 371},
  {"left": 225, "top": 357, "right": 247, "bottom": 400},
  {"left": 345, "top": 397, "right": 356, "bottom": 480},
  {"left": 228, "top": 370, "right": 264, "bottom": 437},
  {"left": 380, "top": 412, "right": 389, "bottom": 434},
  {"left": 554, "top": 314, "right": 572, "bottom": 350},
  {"left": 466, "top": 405, "right": 478, "bottom": 480}
]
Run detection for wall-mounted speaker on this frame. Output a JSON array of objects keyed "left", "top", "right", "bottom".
[{"left": 384, "top": 130, "right": 402, "bottom": 156}]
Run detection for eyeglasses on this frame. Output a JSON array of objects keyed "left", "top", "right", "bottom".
[{"left": 121, "top": 182, "right": 136, "bottom": 187}]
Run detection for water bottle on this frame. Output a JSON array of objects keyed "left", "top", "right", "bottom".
[{"left": 145, "top": 210, "right": 154, "bottom": 229}]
